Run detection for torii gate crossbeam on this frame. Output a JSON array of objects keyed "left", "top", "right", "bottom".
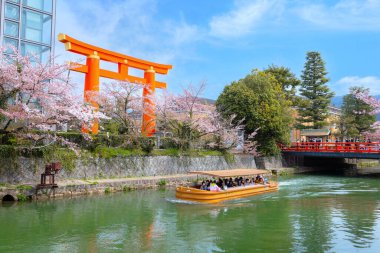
[{"left": 58, "top": 33, "right": 172, "bottom": 136}]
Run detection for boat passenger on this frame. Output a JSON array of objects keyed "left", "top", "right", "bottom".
[
  {"left": 217, "top": 178, "right": 223, "bottom": 188},
  {"left": 210, "top": 180, "right": 221, "bottom": 192},
  {"left": 255, "top": 175, "right": 260, "bottom": 184},
  {"left": 238, "top": 177, "right": 244, "bottom": 186},
  {"left": 200, "top": 181, "right": 207, "bottom": 190},
  {"left": 227, "top": 178, "right": 233, "bottom": 188}
]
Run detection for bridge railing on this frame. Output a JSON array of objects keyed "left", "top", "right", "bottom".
[{"left": 280, "top": 142, "right": 380, "bottom": 153}]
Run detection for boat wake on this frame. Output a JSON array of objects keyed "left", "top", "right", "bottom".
[{"left": 165, "top": 198, "right": 204, "bottom": 205}]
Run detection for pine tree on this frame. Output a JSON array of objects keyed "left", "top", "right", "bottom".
[{"left": 297, "top": 51, "right": 334, "bottom": 129}]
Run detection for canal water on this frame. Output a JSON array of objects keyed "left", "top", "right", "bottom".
[{"left": 1, "top": 175, "right": 380, "bottom": 253}]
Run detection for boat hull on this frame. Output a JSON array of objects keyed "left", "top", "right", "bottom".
[{"left": 176, "top": 182, "right": 278, "bottom": 204}]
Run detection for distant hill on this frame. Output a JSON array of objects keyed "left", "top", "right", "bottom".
[{"left": 331, "top": 95, "right": 380, "bottom": 120}]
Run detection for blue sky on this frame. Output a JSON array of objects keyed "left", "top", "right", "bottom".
[{"left": 55, "top": 0, "right": 380, "bottom": 99}]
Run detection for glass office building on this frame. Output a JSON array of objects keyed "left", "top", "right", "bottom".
[{"left": 0, "top": 0, "right": 56, "bottom": 62}]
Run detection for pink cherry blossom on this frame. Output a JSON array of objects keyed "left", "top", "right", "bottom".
[
  {"left": 354, "top": 90, "right": 380, "bottom": 140},
  {"left": 156, "top": 82, "right": 259, "bottom": 153},
  {"left": 0, "top": 47, "right": 108, "bottom": 147},
  {"left": 97, "top": 81, "right": 147, "bottom": 137}
]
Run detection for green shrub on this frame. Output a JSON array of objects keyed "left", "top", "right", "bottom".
[
  {"left": 16, "top": 185, "right": 33, "bottom": 191},
  {"left": 104, "top": 187, "right": 111, "bottom": 194},
  {"left": 108, "top": 135, "right": 126, "bottom": 147},
  {"left": 152, "top": 148, "right": 180, "bottom": 156},
  {"left": 16, "top": 193, "right": 28, "bottom": 202},
  {"left": 86, "top": 181, "right": 98, "bottom": 185},
  {"left": 41, "top": 147, "right": 78, "bottom": 172},
  {"left": 223, "top": 152, "right": 235, "bottom": 164},
  {"left": 0, "top": 134, "right": 17, "bottom": 145},
  {"left": 139, "top": 137, "right": 155, "bottom": 153},
  {"left": 122, "top": 185, "right": 131, "bottom": 192},
  {"left": 157, "top": 179, "right": 166, "bottom": 186},
  {"left": 56, "top": 132, "right": 84, "bottom": 145},
  {"left": 159, "top": 137, "right": 178, "bottom": 149},
  {"left": 94, "top": 146, "right": 144, "bottom": 158},
  {"left": 57, "top": 132, "right": 126, "bottom": 149},
  {"left": 0, "top": 145, "right": 17, "bottom": 158}
]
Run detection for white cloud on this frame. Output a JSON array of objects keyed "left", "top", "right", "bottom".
[
  {"left": 333, "top": 76, "right": 380, "bottom": 95},
  {"left": 209, "top": 0, "right": 283, "bottom": 38},
  {"left": 296, "top": 0, "right": 380, "bottom": 30},
  {"left": 55, "top": 0, "right": 201, "bottom": 63},
  {"left": 56, "top": 0, "right": 158, "bottom": 60},
  {"left": 55, "top": 0, "right": 202, "bottom": 94}
]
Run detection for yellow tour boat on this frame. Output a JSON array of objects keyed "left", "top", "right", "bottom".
[{"left": 176, "top": 169, "right": 278, "bottom": 204}]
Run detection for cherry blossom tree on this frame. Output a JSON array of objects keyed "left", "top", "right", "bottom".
[
  {"left": 0, "top": 48, "right": 107, "bottom": 147},
  {"left": 354, "top": 90, "right": 380, "bottom": 114},
  {"left": 98, "top": 81, "right": 144, "bottom": 135},
  {"left": 242, "top": 130, "right": 260, "bottom": 156},
  {"left": 368, "top": 122, "right": 380, "bottom": 140},
  {"left": 354, "top": 89, "right": 380, "bottom": 140},
  {"left": 156, "top": 82, "right": 259, "bottom": 152},
  {"left": 156, "top": 83, "right": 207, "bottom": 149}
]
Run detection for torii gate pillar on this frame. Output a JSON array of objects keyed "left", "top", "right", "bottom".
[
  {"left": 143, "top": 67, "right": 156, "bottom": 135},
  {"left": 84, "top": 53, "right": 100, "bottom": 134}
]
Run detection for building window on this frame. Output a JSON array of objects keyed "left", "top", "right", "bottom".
[
  {"left": 21, "top": 42, "right": 50, "bottom": 62},
  {"left": 4, "top": 20, "right": 19, "bottom": 37},
  {"left": 6, "top": 0, "right": 20, "bottom": 4},
  {"left": 3, "top": 37, "right": 18, "bottom": 54},
  {"left": 5, "top": 3, "right": 20, "bottom": 20},
  {"left": 22, "top": 0, "right": 52, "bottom": 13},
  {"left": 21, "top": 9, "right": 52, "bottom": 44}
]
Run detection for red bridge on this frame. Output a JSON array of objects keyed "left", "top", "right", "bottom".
[{"left": 281, "top": 142, "right": 380, "bottom": 159}]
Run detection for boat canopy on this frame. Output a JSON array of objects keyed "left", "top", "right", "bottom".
[{"left": 188, "top": 169, "right": 270, "bottom": 178}]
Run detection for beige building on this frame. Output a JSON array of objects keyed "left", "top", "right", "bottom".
[{"left": 290, "top": 105, "right": 341, "bottom": 142}]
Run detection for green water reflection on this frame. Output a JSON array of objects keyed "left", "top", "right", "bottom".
[{"left": 1, "top": 175, "right": 380, "bottom": 253}]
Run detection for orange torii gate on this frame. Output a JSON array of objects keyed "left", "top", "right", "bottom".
[{"left": 58, "top": 33, "right": 172, "bottom": 136}]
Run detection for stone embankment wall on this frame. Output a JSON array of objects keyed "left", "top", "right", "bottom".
[
  {"left": 0, "top": 154, "right": 267, "bottom": 201},
  {"left": 254, "top": 156, "right": 284, "bottom": 170},
  {"left": 0, "top": 154, "right": 259, "bottom": 185},
  {"left": 0, "top": 155, "right": 293, "bottom": 202}
]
